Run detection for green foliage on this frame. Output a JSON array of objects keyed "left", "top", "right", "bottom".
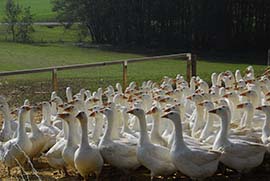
[
  {"left": 4, "top": 0, "right": 35, "bottom": 42},
  {"left": 52, "top": 0, "right": 270, "bottom": 50},
  {"left": 15, "top": 6, "right": 35, "bottom": 42},
  {"left": 4, "top": 0, "right": 21, "bottom": 41}
]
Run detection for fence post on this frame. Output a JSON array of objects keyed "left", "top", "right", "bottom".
[
  {"left": 123, "top": 61, "right": 128, "bottom": 90},
  {"left": 191, "top": 54, "right": 197, "bottom": 77},
  {"left": 186, "top": 54, "right": 191, "bottom": 82},
  {"left": 52, "top": 68, "right": 58, "bottom": 92},
  {"left": 268, "top": 49, "right": 270, "bottom": 66}
]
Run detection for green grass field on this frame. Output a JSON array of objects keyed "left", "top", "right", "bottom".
[{"left": 0, "top": 0, "right": 56, "bottom": 22}]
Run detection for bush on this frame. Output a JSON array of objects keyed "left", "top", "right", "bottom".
[{"left": 4, "top": 0, "right": 35, "bottom": 43}]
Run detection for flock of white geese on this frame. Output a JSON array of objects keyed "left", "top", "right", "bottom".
[{"left": 1, "top": 65, "right": 270, "bottom": 180}]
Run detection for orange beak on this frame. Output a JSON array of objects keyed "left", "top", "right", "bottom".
[
  {"left": 223, "top": 94, "right": 229, "bottom": 98},
  {"left": 58, "top": 113, "right": 69, "bottom": 119},
  {"left": 186, "top": 95, "right": 192, "bottom": 100},
  {"left": 127, "top": 109, "right": 134, "bottom": 114},
  {"left": 246, "top": 79, "right": 253, "bottom": 84},
  {"left": 24, "top": 106, "right": 31, "bottom": 111},
  {"left": 159, "top": 98, "right": 167, "bottom": 103},
  {"left": 240, "top": 92, "right": 247, "bottom": 96},
  {"left": 198, "top": 102, "right": 204, "bottom": 106},
  {"left": 161, "top": 114, "right": 168, "bottom": 119},
  {"left": 266, "top": 92, "right": 270, "bottom": 96},
  {"left": 209, "top": 109, "right": 217, "bottom": 114},
  {"left": 256, "top": 106, "right": 262, "bottom": 110},
  {"left": 64, "top": 106, "right": 73, "bottom": 112},
  {"left": 68, "top": 100, "right": 75, "bottom": 104},
  {"left": 89, "top": 111, "right": 96, "bottom": 117},
  {"left": 236, "top": 104, "right": 244, "bottom": 109},
  {"left": 146, "top": 110, "right": 152, "bottom": 115}
]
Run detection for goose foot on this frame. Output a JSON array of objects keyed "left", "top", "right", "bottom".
[
  {"left": 6, "top": 167, "right": 11, "bottom": 177},
  {"left": 62, "top": 167, "right": 69, "bottom": 176}
]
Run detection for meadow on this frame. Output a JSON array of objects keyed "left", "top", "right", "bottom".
[{"left": 0, "top": 0, "right": 56, "bottom": 22}]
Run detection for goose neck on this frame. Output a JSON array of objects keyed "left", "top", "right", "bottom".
[
  {"left": 103, "top": 113, "right": 114, "bottom": 141},
  {"left": 263, "top": 112, "right": 270, "bottom": 133},
  {"left": 17, "top": 113, "right": 26, "bottom": 139},
  {"left": 213, "top": 112, "right": 230, "bottom": 149},
  {"left": 137, "top": 113, "right": 150, "bottom": 145},
  {"left": 30, "top": 111, "right": 40, "bottom": 133},
  {"left": 170, "top": 116, "right": 187, "bottom": 151},
  {"left": 151, "top": 113, "right": 161, "bottom": 136},
  {"left": 66, "top": 119, "right": 77, "bottom": 145},
  {"left": 79, "top": 119, "right": 90, "bottom": 147},
  {"left": 245, "top": 108, "right": 253, "bottom": 128},
  {"left": 2, "top": 108, "right": 11, "bottom": 129}
]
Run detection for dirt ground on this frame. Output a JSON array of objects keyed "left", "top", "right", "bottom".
[{"left": 1, "top": 157, "right": 270, "bottom": 181}]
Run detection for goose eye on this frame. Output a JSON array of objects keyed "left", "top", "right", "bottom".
[{"left": 169, "top": 112, "right": 173, "bottom": 115}]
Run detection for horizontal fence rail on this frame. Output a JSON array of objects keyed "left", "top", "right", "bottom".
[{"left": 0, "top": 53, "right": 196, "bottom": 91}]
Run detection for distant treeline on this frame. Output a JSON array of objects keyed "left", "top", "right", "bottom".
[{"left": 53, "top": 0, "right": 270, "bottom": 50}]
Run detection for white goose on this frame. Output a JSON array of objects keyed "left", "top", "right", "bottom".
[
  {"left": 210, "top": 106, "right": 266, "bottom": 172},
  {"left": 162, "top": 111, "right": 220, "bottom": 179},
  {"left": 199, "top": 100, "right": 218, "bottom": 144},
  {"left": 74, "top": 111, "right": 103, "bottom": 180},
  {"left": 99, "top": 108, "right": 140, "bottom": 172},
  {"left": 0, "top": 104, "right": 15, "bottom": 142},
  {"left": 127, "top": 108, "right": 176, "bottom": 178},
  {"left": 28, "top": 106, "right": 51, "bottom": 159},
  {"left": 58, "top": 112, "right": 79, "bottom": 170},
  {"left": 146, "top": 106, "right": 168, "bottom": 147},
  {"left": 0, "top": 106, "right": 32, "bottom": 174},
  {"left": 256, "top": 105, "right": 270, "bottom": 151}
]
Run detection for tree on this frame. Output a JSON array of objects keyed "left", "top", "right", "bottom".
[
  {"left": 16, "top": 6, "right": 35, "bottom": 42},
  {"left": 4, "top": 0, "right": 35, "bottom": 43},
  {"left": 4, "top": 0, "right": 21, "bottom": 41}
]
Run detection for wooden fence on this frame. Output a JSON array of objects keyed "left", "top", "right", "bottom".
[{"left": 0, "top": 53, "right": 196, "bottom": 92}]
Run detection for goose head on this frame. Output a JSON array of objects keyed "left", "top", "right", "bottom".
[
  {"left": 100, "top": 108, "right": 113, "bottom": 118},
  {"left": 57, "top": 112, "right": 74, "bottom": 124},
  {"left": 208, "top": 106, "right": 230, "bottom": 121},
  {"left": 235, "top": 69, "right": 242, "bottom": 82},
  {"left": 223, "top": 92, "right": 239, "bottom": 103},
  {"left": 146, "top": 106, "right": 160, "bottom": 116},
  {"left": 186, "top": 94, "right": 203, "bottom": 104},
  {"left": 240, "top": 90, "right": 257, "bottom": 100},
  {"left": 196, "top": 80, "right": 209, "bottom": 93},
  {"left": 75, "top": 111, "right": 88, "bottom": 123},
  {"left": 50, "top": 97, "right": 64, "bottom": 107},
  {"left": 127, "top": 108, "right": 145, "bottom": 118},
  {"left": 163, "top": 103, "right": 181, "bottom": 113},
  {"left": 63, "top": 105, "right": 79, "bottom": 115},
  {"left": 0, "top": 103, "right": 10, "bottom": 114},
  {"left": 256, "top": 105, "right": 270, "bottom": 113},
  {"left": 29, "top": 106, "right": 41, "bottom": 121},
  {"left": 214, "top": 98, "right": 229, "bottom": 107},
  {"left": 236, "top": 102, "right": 253, "bottom": 110},
  {"left": 84, "top": 90, "right": 92, "bottom": 99},
  {"left": 211, "top": 72, "right": 217, "bottom": 86},
  {"left": 19, "top": 105, "right": 31, "bottom": 121},
  {"left": 198, "top": 100, "right": 214, "bottom": 111},
  {"left": 161, "top": 111, "right": 181, "bottom": 123}
]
